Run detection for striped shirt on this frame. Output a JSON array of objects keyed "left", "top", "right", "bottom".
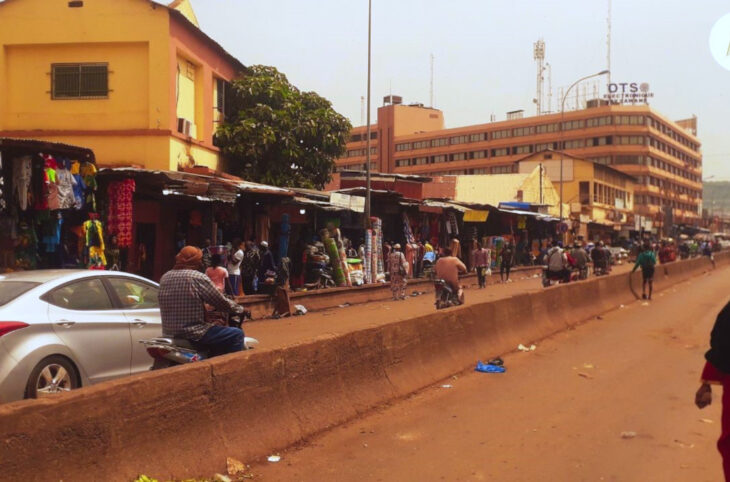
[{"left": 159, "top": 269, "right": 238, "bottom": 340}]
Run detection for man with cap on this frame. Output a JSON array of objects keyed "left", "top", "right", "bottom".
[
  {"left": 388, "top": 243, "right": 409, "bottom": 300},
  {"left": 159, "top": 246, "right": 246, "bottom": 356}
]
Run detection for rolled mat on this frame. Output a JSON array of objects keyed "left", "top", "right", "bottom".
[{"left": 324, "top": 237, "right": 346, "bottom": 286}]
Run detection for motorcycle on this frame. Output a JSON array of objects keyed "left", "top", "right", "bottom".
[
  {"left": 578, "top": 265, "right": 589, "bottom": 280},
  {"left": 304, "top": 263, "right": 336, "bottom": 290},
  {"left": 542, "top": 268, "right": 579, "bottom": 287},
  {"left": 140, "top": 311, "right": 259, "bottom": 370},
  {"left": 434, "top": 279, "right": 462, "bottom": 309},
  {"left": 593, "top": 262, "right": 610, "bottom": 276}
]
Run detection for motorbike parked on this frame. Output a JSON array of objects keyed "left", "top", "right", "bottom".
[
  {"left": 140, "top": 310, "right": 258, "bottom": 370},
  {"left": 434, "top": 279, "right": 463, "bottom": 309}
]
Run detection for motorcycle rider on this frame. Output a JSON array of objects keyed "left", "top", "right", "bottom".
[
  {"left": 159, "top": 246, "right": 246, "bottom": 357},
  {"left": 591, "top": 240, "right": 608, "bottom": 275},
  {"left": 546, "top": 240, "right": 571, "bottom": 283},
  {"left": 435, "top": 247, "right": 467, "bottom": 304},
  {"left": 571, "top": 241, "right": 589, "bottom": 278}
]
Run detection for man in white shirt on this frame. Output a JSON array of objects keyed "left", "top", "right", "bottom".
[{"left": 226, "top": 238, "right": 244, "bottom": 296}]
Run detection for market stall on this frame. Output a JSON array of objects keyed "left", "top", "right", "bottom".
[{"left": 0, "top": 138, "right": 99, "bottom": 272}]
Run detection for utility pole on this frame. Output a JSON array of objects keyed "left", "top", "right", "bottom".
[
  {"left": 429, "top": 53, "right": 434, "bottom": 108},
  {"left": 364, "top": 0, "right": 372, "bottom": 228}
]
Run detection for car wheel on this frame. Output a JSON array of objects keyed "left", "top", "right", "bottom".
[{"left": 25, "top": 356, "right": 79, "bottom": 399}]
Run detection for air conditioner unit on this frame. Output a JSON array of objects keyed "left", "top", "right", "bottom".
[{"left": 177, "top": 118, "right": 192, "bottom": 136}]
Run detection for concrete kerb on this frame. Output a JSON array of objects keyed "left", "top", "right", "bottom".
[{"left": 0, "top": 253, "right": 728, "bottom": 481}]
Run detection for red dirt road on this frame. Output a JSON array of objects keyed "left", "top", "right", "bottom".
[{"left": 251, "top": 266, "right": 729, "bottom": 481}]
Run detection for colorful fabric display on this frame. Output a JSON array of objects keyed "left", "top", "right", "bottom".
[
  {"left": 55, "top": 158, "right": 77, "bottom": 210},
  {"left": 107, "top": 179, "right": 135, "bottom": 248},
  {"left": 41, "top": 214, "right": 63, "bottom": 253},
  {"left": 70, "top": 161, "right": 86, "bottom": 209},
  {"left": 83, "top": 219, "right": 107, "bottom": 266},
  {"left": 402, "top": 212, "right": 416, "bottom": 245},
  {"left": 80, "top": 162, "right": 98, "bottom": 211}
]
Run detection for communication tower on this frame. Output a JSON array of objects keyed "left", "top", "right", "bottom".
[{"left": 533, "top": 39, "right": 545, "bottom": 115}]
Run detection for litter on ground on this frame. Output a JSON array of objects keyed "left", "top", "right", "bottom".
[
  {"left": 518, "top": 344, "right": 536, "bottom": 352},
  {"left": 475, "top": 361, "right": 506, "bottom": 373},
  {"left": 620, "top": 431, "right": 637, "bottom": 439},
  {"left": 267, "top": 455, "right": 281, "bottom": 463}
]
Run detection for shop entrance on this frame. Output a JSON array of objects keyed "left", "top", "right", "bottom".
[{"left": 136, "top": 223, "right": 156, "bottom": 280}]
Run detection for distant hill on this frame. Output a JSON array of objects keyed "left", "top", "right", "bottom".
[{"left": 704, "top": 181, "right": 730, "bottom": 216}]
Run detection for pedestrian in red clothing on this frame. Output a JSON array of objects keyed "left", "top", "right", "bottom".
[{"left": 697, "top": 300, "right": 730, "bottom": 479}]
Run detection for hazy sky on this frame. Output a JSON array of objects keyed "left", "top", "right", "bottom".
[{"left": 195, "top": 0, "right": 730, "bottom": 180}]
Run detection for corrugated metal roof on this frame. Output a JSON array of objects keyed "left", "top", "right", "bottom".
[{"left": 0, "top": 137, "right": 96, "bottom": 163}]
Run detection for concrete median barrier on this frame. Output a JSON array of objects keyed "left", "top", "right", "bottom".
[{"left": 0, "top": 253, "right": 727, "bottom": 481}]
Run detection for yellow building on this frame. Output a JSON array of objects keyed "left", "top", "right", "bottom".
[
  {"left": 0, "top": 0, "right": 244, "bottom": 171},
  {"left": 447, "top": 166, "right": 563, "bottom": 218},
  {"left": 516, "top": 150, "right": 636, "bottom": 240}
]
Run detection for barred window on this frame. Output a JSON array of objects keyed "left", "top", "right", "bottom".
[{"left": 51, "top": 63, "right": 109, "bottom": 99}]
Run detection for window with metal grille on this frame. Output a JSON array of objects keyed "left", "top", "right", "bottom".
[{"left": 51, "top": 63, "right": 108, "bottom": 99}]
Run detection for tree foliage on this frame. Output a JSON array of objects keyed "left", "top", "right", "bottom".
[{"left": 216, "top": 65, "right": 352, "bottom": 189}]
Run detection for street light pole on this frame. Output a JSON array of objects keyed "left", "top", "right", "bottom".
[
  {"left": 364, "top": 0, "right": 372, "bottom": 229},
  {"left": 559, "top": 69, "right": 610, "bottom": 241}
]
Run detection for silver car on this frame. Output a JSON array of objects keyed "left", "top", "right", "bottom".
[{"left": 0, "top": 270, "right": 161, "bottom": 403}]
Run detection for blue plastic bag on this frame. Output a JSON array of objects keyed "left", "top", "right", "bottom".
[{"left": 475, "top": 361, "right": 506, "bottom": 373}]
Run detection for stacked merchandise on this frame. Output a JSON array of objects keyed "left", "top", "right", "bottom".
[
  {"left": 338, "top": 243, "right": 352, "bottom": 287},
  {"left": 364, "top": 229, "right": 373, "bottom": 284},
  {"left": 371, "top": 217, "right": 385, "bottom": 282}
]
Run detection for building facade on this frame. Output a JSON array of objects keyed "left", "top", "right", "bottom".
[
  {"left": 516, "top": 150, "right": 636, "bottom": 239},
  {"left": 0, "top": 0, "right": 244, "bottom": 171},
  {"left": 337, "top": 102, "right": 702, "bottom": 228}
]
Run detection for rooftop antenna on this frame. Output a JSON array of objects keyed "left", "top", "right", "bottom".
[
  {"left": 607, "top": 0, "right": 612, "bottom": 86},
  {"left": 546, "top": 62, "right": 552, "bottom": 114},
  {"left": 360, "top": 95, "right": 365, "bottom": 125},
  {"left": 533, "top": 39, "right": 545, "bottom": 116},
  {"left": 429, "top": 53, "right": 435, "bottom": 107}
]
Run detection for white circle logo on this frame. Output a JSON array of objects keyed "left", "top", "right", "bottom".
[{"left": 710, "top": 13, "right": 730, "bottom": 70}]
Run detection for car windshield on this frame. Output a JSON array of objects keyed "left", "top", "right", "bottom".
[{"left": 0, "top": 281, "right": 40, "bottom": 306}]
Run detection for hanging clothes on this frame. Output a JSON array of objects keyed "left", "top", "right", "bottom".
[
  {"left": 55, "top": 158, "right": 77, "bottom": 210},
  {"left": 12, "top": 156, "right": 32, "bottom": 211},
  {"left": 106, "top": 179, "right": 135, "bottom": 248},
  {"left": 70, "top": 161, "right": 86, "bottom": 209},
  {"left": 41, "top": 214, "right": 63, "bottom": 253},
  {"left": 80, "top": 162, "right": 98, "bottom": 212},
  {"left": 83, "top": 218, "right": 107, "bottom": 266}
]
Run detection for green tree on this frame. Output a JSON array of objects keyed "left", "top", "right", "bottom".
[{"left": 216, "top": 65, "right": 352, "bottom": 189}]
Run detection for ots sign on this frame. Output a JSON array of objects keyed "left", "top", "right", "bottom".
[{"left": 603, "top": 82, "right": 654, "bottom": 104}]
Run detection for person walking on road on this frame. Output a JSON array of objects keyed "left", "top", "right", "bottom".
[
  {"left": 500, "top": 242, "right": 514, "bottom": 283},
  {"left": 472, "top": 242, "right": 491, "bottom": 289},
  {"left": 388, "top": 243, "right": 409, "bottom": 300},
  {"left": 632, "top": 242, "right": 657, "bottom": 300},
  {"left": 696, "top": 300, "right": 730, "bottom": 479}
]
